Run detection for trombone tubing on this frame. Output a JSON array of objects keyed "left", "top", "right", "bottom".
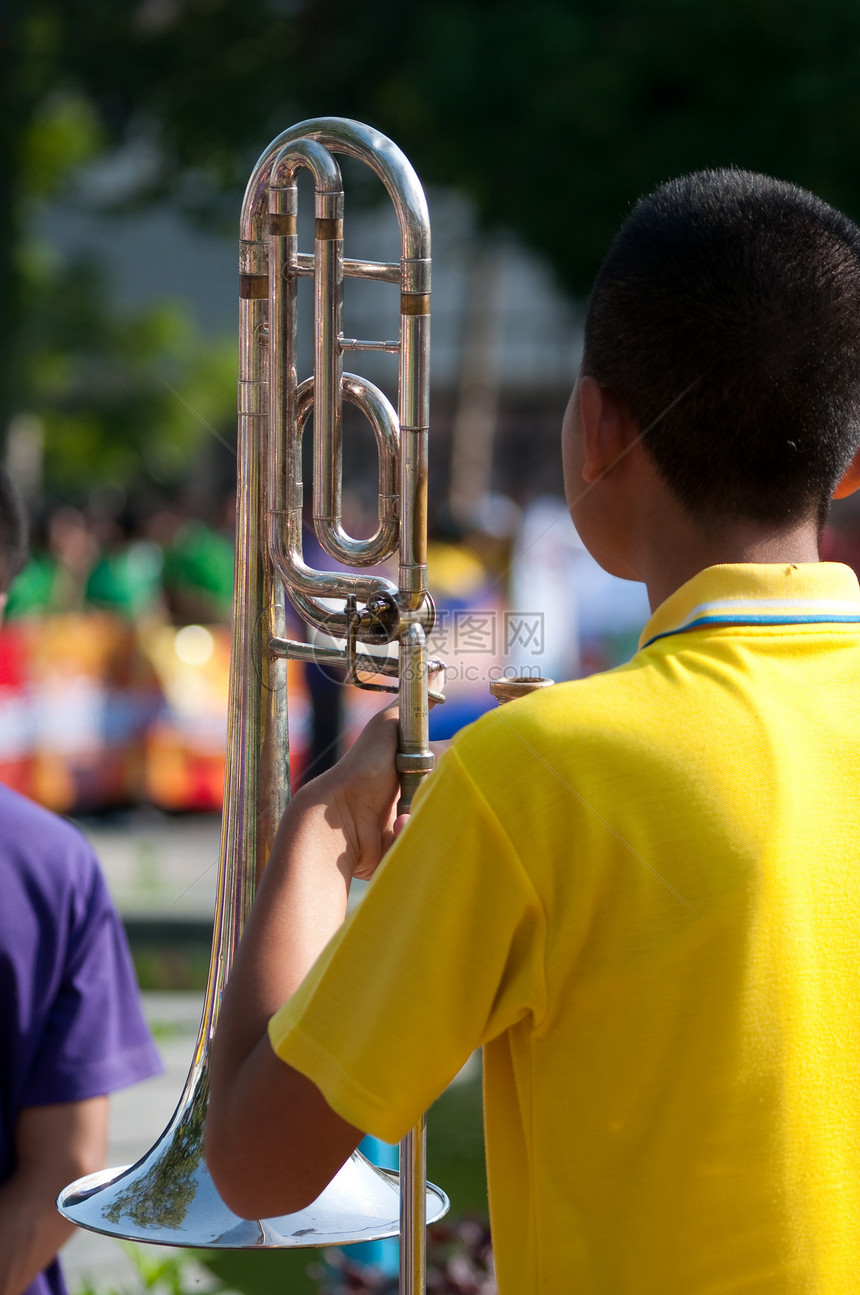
[{"left": 236, "top": 118, "right": 436, "bottom": 1294}]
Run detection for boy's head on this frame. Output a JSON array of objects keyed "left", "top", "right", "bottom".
[
  {"left": 0, "top": 468, "right": 28, "bottom": 606},
  {"left": 582, "top": 169, "right": 860, "bottom": 525}
]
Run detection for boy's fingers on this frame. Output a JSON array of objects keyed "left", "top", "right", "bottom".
[
  {"left": 392, "top": 813, "right": 410, "bottom": 839},
  {"left": 428, "top": 667, "right": 445, "bottom": 708}
]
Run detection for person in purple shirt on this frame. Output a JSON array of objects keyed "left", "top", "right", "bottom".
[{"left": 0, "top": 470, "right": 162, "bottom": 1295}]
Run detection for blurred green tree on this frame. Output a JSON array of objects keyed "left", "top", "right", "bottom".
[
  {"left": 14, "top": 0, "right": 858, "bottom": 283},
  {"left": 3, "top": 4, "right": 239, "bottom": 495},
  {"left": 19, "top": 244, "right": 235, "bottom": 496},
  {"left": 5, "top": 0, "right": 860, "bottom": 473}
]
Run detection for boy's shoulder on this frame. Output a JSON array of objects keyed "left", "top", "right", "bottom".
[
  {"left": 0, "top": 782, "right": 101, "bottom": 905},
  {"left": 452, "top": 657, "right": 659, "bottom": 772},
  {"left": 450, "top": 561, "right": 860, "bottom": 788},
  {"left": 0, "top": 779, "right": 93, "bottom": 847}
]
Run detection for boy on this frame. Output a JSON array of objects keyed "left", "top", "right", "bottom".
[{"left": 207, "top": 170, "right": 860, "bottom": 1292}]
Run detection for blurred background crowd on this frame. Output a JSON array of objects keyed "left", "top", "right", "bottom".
[{"left": 5, "top": 0, "right": 860, "bottom": 819}]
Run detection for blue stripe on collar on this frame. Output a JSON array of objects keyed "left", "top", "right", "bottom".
[{"left": 642, "top": 609, "right": 860, "bottom": 650}]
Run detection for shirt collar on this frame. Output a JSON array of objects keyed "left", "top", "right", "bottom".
[{"left": 639, "top": 562, "right": 860, "bottom": 650}]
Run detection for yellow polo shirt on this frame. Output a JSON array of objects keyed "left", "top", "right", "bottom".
[{"left": 270, "top": 562, "right": 860, "bottom": 1293}]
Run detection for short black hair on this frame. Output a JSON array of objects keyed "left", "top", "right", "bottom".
[
  {"left": 0, "top": 468, "right": 28, "bottom": 593},
  {"left": 583, "top": 169, "right": 860, "bottom": 523}
]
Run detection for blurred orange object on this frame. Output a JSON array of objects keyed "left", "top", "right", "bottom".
[
  {"left": 0, "top": 615, "right": 314, "bottom": 813},
  {"left": 0, "top": 614, "right": 162, "bottom": 812},
  {"left": 140, "top": 623, "right": 231, "bottom": 812}
]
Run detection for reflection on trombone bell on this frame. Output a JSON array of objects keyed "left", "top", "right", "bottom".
[{"left": 58, "top": 118, "right": 447, "bottom": 1276}]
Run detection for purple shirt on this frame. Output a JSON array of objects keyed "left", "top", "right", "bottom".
[{"left": 0, "top": 783, "right": 162, "bottom": 1295}]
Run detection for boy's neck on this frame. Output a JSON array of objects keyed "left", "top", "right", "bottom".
[{"left": 640, "top": 512, "right": 822, "bottom": 611}]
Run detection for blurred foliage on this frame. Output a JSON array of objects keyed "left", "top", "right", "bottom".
[
  {"left": 21, "top": 90, "right": 105, "bottom": 201},
  {"left": 6, "top": 0, "right": 860, "bottom": 478},
  {"left": 19, "top": 245, "right": 235, "bottom": 495},
  {"left": 9, "top": 0, "right": 860, "bottom": 284},
  {"left": 387, "top": 0, "right": 860, "bottom": 294},
  {"left": 73, "top": 1241, "right": 228, "bottom": 1295},
  {"left": 131, "top": 939, "right": 213, "bottom": 992},
  {"left": 3, "top": 8, "right": 240, "bottom": 494}
]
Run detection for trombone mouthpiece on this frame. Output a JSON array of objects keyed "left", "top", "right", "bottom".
[{"left": 489, "top": 676, "right": 555, "bottom": 705}]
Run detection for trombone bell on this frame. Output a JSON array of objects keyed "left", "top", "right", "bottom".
[{"left": 58, "top": 1067, "right": 446, "bottom": 1247}]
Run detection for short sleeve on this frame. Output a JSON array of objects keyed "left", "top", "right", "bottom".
[
  {"left": 19, "top": 842, "right": 162, "bottom": 1108},
  {"left": 268, "top": 746, "right": 547, "bottom": 1144}
]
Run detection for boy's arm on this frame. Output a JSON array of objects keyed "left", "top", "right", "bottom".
[
  {"left": 206, "top": 707, "right": 402, "bottom": 1220},
  {"left": 0, "top": 1097, "right": 108, "bottom": 1295}
]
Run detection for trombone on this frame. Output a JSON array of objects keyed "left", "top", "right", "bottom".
[{"left": 58, "top": 118, "right": 447, "bottom": 1290}]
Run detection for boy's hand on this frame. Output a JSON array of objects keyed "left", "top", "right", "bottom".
[
  {"left": 309, "top": 670, "right": 445, "bottom": 882},
  {"left": 315, "top": 705, "right": 402, "bottom": 881}
]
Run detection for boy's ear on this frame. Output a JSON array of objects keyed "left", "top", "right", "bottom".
[
  {"left": 833, "top": 447, "right": 860, "bottom": 499},
  {"left": 578, "top": 376, "right": 631, "bottom": 484}
]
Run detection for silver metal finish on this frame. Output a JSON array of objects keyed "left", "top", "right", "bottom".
[{"left": 58, "top": 119, "right": 446, "bottom": 1270}]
